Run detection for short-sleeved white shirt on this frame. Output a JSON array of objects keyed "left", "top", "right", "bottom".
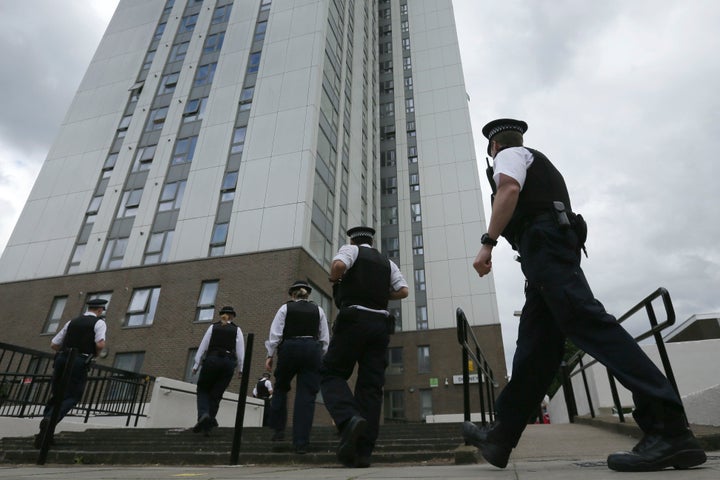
[{"left": 492, "top": 147, "right": 534, "bottom": 190}]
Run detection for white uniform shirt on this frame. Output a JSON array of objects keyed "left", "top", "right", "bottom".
[
  {"left": 492, "top": 146, "right": 534, "bottom": 190},
  {"left": 332, "top": 243, "right": 409, "bottom": 314},
  {"left": 265, "top": 300, "right": 330, "bottom": 357},
  {"left": 51, "top": 311, "right": 107, "bottom": 348},
  {"left": 193, "top": 323, "right": 245, "bottom": 371}
]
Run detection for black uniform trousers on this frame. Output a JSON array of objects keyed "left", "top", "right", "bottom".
[
  {"left": 42, "top": 352, "right": 89, "bottom": 423},
  {"left": 269, "top": 338, "right": 323, "bottom": 447},
  {"left": 320, "top": 307, "right": 390, "bottom": 457},
  {"left": 494, "top": 216, "right": 687, "bottom": 447},
  {"left": 196, "top": 354, "right": 236, "bottom": 421}
]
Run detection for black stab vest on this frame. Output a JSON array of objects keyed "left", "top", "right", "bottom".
[
  {"left": 334, "top": 246, "right": 391, "bottom": 310},
  {"left": 282, "top": 301, "right": 320, "bottom": 338},
  {"left": 208, "top": 322, "right": 239, "bottom": 354},
  {"left": 63, "top": 315, "right": 99, "bottom": 355},
  {"left": 255, "top": 378, "right": 270, "bottom": 399},
  {"left": 500, "top": 147, "right": 572, "bottom": 244}
]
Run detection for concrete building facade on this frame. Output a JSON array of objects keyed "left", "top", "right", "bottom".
[{"left": 0, "top": 0, "right": 505, "bottom": 423}]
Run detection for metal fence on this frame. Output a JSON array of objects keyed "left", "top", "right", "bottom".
[
  {"left": 561, "top": 287, "right": 679, "bottom": 423},
  {"left": 0, "top": 341, "right": 154, "bottom": 427},
  {"left": 456, "top": 307, "right": 498, "bottom": 426}
]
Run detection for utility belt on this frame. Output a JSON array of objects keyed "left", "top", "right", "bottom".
[
  {"left": 283, "top": 336, "right": 317, "bottom": 341},
  {"left": 513, "top": 201, "right": 588, "bottom": 255},
  {"left": 207, "top": 349, "right": 236, "bottom": 359},
  {"left": 339, "top": 306, "right": 396, "bottom": 335}
]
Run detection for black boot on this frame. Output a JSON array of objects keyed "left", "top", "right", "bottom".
[
  {"left": 462, "top": 421, "right": 512, "bottom": 468},
  {"left": 607, "top": 430, "right": 706, "bottom": 472}
]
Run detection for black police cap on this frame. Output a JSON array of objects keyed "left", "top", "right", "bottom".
[
  {"left": 288, "top": 280, "right": 312, "bottom": 295},
  {"left": 482, "top": 118, "right": 528, "bottom": 155},
  {"left": 219, "top": 306, "right": 236, "bottom": 316},
  {"left": 86, "top": 298, "right": 108, "bottom": 308},
  {"left": 346, "top": 226, "right": 376, "bottom": 240}
]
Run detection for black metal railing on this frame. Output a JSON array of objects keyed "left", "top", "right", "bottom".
[
  {"left": 0, "top": 341, "right": 154, "bottom": 427},
  {"left": 456, "top": 307, "right": 498, "bottom": 426},
  {"left": 561, "top": 287, "right": 679, "bottom": 423}
]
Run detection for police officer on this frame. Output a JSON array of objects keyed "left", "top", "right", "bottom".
[
  {"left": 321, "top": 226, "right": 409, "bottom": 468},
  {"left": 192, "top": 306, "right": 244, "bottom": 436},
  {"left": 35, "top": 298, "right": 108, "bottom": 448},
  {"left": 463, "top": 118, "right": 706, "bottom": 472},
  {"left": 253, "top": 372, "right": 273, "bottom": 427},
  {"left": 264, "top": 280, "right": 329, "bottom": 454}
]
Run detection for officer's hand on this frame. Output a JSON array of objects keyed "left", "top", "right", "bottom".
[
  {"left": 265, "top": 357, "right": 273, "bottom": 371},
  {"left": 192, "top": 367, "right": 198, "bottom": 375},
  {"left": 473, "top": 246, "right": 493, "bottom": 277}
]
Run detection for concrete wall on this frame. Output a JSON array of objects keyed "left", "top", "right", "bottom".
[{"left": 548, "top": 339, "right": 720, "bottom": 426}]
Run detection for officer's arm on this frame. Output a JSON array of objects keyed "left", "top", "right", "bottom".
[
  {"left": 389, "top": 286, "right": 409, "bottom": 300},
  {"left": 95, "top": 340, "right": 106, "bottom": 356},
  {"left": 50, "top": 342, "right": 62, "bottom": 352},
  {"left": 328, "top": 259, "right": 347, "bottom": 283},
  {"left": 487, "top": 173, "right": 521, "bottom": 240}
]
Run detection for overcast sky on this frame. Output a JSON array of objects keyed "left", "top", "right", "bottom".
[{"left": 1, "top": 1, "right": 719, "bottom": 371}]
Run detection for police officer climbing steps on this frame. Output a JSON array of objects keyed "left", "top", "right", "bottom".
[
  {"left": 464, "top": 118, "right": 706, "bottom": 472},
  {"left": 192, "top": 306, "right": 244, "bottom": 436},
  {"left": 35, "top": 298, "right": 108, "bottom": 448},
  {"left": 264, "top": 280, "right": 329, "bottom": 454},
  {"left": 321, "top": 226, "right": 409, "bottom": 468}
]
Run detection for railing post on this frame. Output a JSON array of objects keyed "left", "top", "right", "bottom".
[
  {"left": 476, "top": 348, "right": 486, "bottom": 425},
  {"left": 230, "top": 333, "right": 253, "bottom": 465},
  {"left": 578, "top": 357, "right": 595, "bottom": 418},
  {"left": 607, "top": 372, "right": 624, "bottom": 423},
  {"left": 560, "top": 361, "right": 576, "bottom": 423}
]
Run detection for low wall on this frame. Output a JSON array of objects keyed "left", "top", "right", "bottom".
[{"left": 145, "top": 377, "right": 264, "bottom": 428}]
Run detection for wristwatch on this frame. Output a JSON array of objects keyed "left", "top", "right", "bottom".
[{"left": 481, "top": 233, "right": 498, "bottom": 247}]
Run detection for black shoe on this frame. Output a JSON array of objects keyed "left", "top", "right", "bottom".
[
  {"left": 192, "top": 413, "right": 212, "bottom": 433},
  {"left": 337, "top": 416, "right": 367, "bottom": 467},
  {"left": 462, "top": 421, "right": 512, "bottom": 469},
  {"left": 607, "top": 431, "right": 707, "bottom": 472},
  {"left": 295, "top": 444, "right": 308, "bottom": 454},
  {"left": 271, "top": 430, "right": 285, "bottom": 441},
  {"left": 355, "top": 455, "right": 371, "bottom": 468}
]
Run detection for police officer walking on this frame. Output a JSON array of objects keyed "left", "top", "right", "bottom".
[
  {"left": 35, "top": 298, "right": 108, "bottom": 448},
  {"left": 464, "top": 118, "right": 706, "bottom": 472},
  {"left": 264, "top": 280, "right": 329, "bottom": 454},
  {"left": 253, "top": 372, "right": 273, "bottom": 426},
  {"left": 192, "top": 306, "right": 244, "bottom": 436},
  {"left": 321, "top": 226, "right": 409, "bottom": 468}
]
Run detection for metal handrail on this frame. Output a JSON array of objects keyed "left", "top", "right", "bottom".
[
  {"left": 456, "top": 307, "right": 498, "bottom": 427},
  {"left": 561, "top": 287, "right": 678, "bottom": 423}
]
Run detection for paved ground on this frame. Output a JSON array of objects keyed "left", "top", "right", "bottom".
[{"left": 1, "top": 423, "right": 718, "bottom": 479}]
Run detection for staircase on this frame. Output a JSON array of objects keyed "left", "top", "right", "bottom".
[{"left": 0, "top": 422, "right": 466, "bottom": 465}]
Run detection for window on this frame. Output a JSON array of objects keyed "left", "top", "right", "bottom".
[
  {"left": 163, "top": 0, "right": 175, "bottom": 14},
  {"left": 230, "top": 127, "right": 247, "bottom": 154},
  {"left": 194, "top": 62, "right": 217, "bottom": 86},
  {"left": 380, "top": 60, "right": 392, "bottom": 74},
  {"left": 183, "top": 97, "right": 207, "bottom": 122},
  {"left": 386, "top": 347, "right": 403, "bottom": 375},
  {"left": 403, "top": 57, "right": 412, "bottom": 70},
  {"left": 209, "top": 223, "right": 228, "bottom": 256},
  {"left": 147, "top": 106, "right": 168, "bottom": 131},
  {"left": 420, "top": 389, "right": 433, "bottom": 420},
  {"left": 380, "top": 102, "right": 394, "bottom": 118},
  {"left": 180, "top": 13, "right": 198, "bottom": 32},
  {"left": 411, "top": 202, "right": 421, "bottom": 222},
  {"left": 412, "top": 234, "right": 424, "bottom": 255},
  {"left": 382, "top": 236, "right": 399, "bottom": 258},
  {"left": 172, "top": 136, "right": 197, "bottom": 164},
  {"left": 211, "top": 4, "right": 232, "bottom": 24},
  {"left": 381, "top": 206, "right": 398, "bottom": 225},
  {"left": 87, "top": 195, "right": 102, "bottom": 216},
  {"left": 43, "top": 296, "right": 67, "bottom": 334},
  {"left": 220, "top": 171, "right": 238, "bottom": 202},
  {"left": 254, "top": 21, "right": 267, "bottom": 42},
  {"left": 142, "top": 50, "right": 156, "bottom": 70},
  {"left": 381, "top": 150, "right": 396, "bottom": 167},
  {"left": 67, "top": 244, "right": 86, "bottom": 273},
  {"left": 414, "top": 269, "right": 426, "bottom": 291},
  {"left": 169, "top": 42, "right": 189, "bottom": 62},
  {"left": 381, "top": 176, "right": 397, "bottom": 195},
  {"left": 416, "top": 306, "right": 428, "bottom": 330},
  {"left": 203, "top": 32, "right": 225, "bottom": 53},
  {"left": 108, "top": 352, "right": 146, "bottom": 401},
  {"left": 247, "top": 52, "right": 261, "bottom": 73},
  {"left": 118, "top": 188, "right": 143, "bottom": 218},
  {"left": 389, "top": 307, "right": 402, "bottom": 332},
  {"left": 379, "top": 42, "right": 392, "bottom": 54},
  {"left": 384, "top": 390, "right": 404, "bottom": 420},
  {"left": 100, "top": 237, "right": 128, "bottom": 270},
  {"left": 404, "top": 76, "right": 413, "bottom": 90},
  {"left": 159, "top": 72, "right": 179, "bottom": 95},
  {"left": 117, "top": 115, "right": 132, "bottom": 138},
  {"left": 402, "top": 38, "right": 411, "bottom": 51},
  {"left": 409, "top": 173, "right": 420, "bottom": 191},
  {"left": 196, "top": 280, "right": 219, "bottom": 322},
  {"left": 153, "top": 23, "right": 166, "bottom": 41},
  {"left": 158, "top": 180, "right": 186, "bottom": 211},
  {"left": 405, "top": 97, "right": 414, "bottom": 113},
  {"left": 185, "top": 348, "right": 199, "bottom": 383},
  {"left": 143, "top": 231, "right": 173, "bottom": 264},
  {"left": 132, "top": 144, "right": 156, "bottom": 172},
  {"left": 125, "top": 287, "right": 161, "bottom": 327},
  {"left": 418, "top": 345, "right": 430, "bottom": 373},
  {"left": 401, "top": 21, "right": 409, "bottom": 33},
  {"left": 259, "top": 0, "right": 271, "bottom": 12}
]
